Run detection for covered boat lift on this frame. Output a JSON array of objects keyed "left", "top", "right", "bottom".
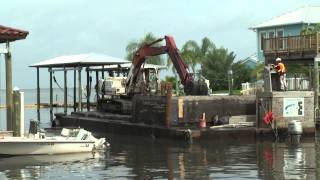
[{"left": 29, "top": 53, "right": 129, "bottom": 122}]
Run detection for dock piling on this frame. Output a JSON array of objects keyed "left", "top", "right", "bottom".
[
  {"left": 36, "top": 67, "right": 40, "bottom": 122},
  {"left": 5, "top": 41, "right": 13, "bottom": 130},
  {"left": 49, "top": 68, "right": 53, "bottom": 122}
]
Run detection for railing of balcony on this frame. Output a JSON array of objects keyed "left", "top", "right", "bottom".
[{"left": 262, "top": 33, "right": 320, "bottom": 54}]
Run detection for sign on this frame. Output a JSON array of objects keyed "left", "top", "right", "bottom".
[{"left": 283, "top": 98, "right": 304, "bottom": 117}]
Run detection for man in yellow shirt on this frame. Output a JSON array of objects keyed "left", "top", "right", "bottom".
[{"left": 275, "top": 57, "right": 287, "bottom": 91}]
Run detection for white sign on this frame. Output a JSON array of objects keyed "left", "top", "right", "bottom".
[{"left": 283, "top": 98, "right": 304, "bottom": 117}]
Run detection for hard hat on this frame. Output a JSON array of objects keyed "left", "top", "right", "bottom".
[{"left": 276, "top": 57, "right": 281, "bottom": 62}]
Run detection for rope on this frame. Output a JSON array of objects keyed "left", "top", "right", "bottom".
[{"left": 53, "top": 75, "right": 74, "bottom": 99}]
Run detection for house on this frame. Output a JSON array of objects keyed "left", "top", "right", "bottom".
[
  {"left": 250, "top": 6, "right": 320, "bottom": 62},
  {"left": 239, "top": 53, "right": 258, "bottom": 69}
]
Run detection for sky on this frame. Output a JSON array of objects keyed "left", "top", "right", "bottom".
[{"left": 0, "top": 0, "right": 319, "bottom": 89}]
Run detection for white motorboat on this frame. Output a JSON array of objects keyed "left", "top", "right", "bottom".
[{"left": 0, "top": 128, "right": 108, "bottom": 156}]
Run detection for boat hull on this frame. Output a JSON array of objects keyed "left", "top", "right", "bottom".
[{"left": 0, "top": 140, "right": 95, "bottom": 155}]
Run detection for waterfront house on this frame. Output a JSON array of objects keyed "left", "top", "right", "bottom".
[
  {"left": 239, "top": 53, "right": 258, "bottom": 69},
  {"left": 250, "top": 6, "right": 320, "bottom": 62}
]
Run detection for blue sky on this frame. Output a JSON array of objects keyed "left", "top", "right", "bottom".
[{"left": 0, "top": 0, "right": 319, "bottom": 88}]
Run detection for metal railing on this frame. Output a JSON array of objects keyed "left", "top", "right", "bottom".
[{"left": 262, "top": 33, "right": 320, "bottom": 54}]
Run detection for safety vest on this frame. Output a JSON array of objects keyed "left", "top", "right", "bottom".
[{"left": 276, "top": 62, "right": 286, "bottom": 74}]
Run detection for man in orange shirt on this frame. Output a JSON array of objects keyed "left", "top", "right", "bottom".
[{"left": 275, "top": 57, "right": 287, "bottom": 91}]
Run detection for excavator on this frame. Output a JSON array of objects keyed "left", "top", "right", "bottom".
[{"left": 98, "top": 35, "right": 209, "bottom": 114}]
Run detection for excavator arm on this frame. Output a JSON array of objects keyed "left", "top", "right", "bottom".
[{"left": 126, "top": 35, "right": 208, "bottom": 96}]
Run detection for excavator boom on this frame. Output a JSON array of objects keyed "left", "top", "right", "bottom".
[{"left": 126, "top": 35, "right": 208, "bottom": 95}]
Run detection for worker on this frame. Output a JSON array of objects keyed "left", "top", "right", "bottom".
[{"left": 275, "top": 57, "right": 287, "bottom": 91}]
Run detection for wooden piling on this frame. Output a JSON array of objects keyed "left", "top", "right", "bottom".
[
  {"left": 49, "top": 68, "right": 53, "bottom": 122},
  {"left": 36, "top": 67, "right": 40, "bottom": 122},
  {"left": 78, "top": 68, "right": 82, "bottom": 111},
  {"left": 73, "top": 69, "right": 77, "bottom": 112},
  {"left": 64, "top": 67, "right": 67, "bottom": 114},
  {"left": 165, "top": 83, "right": 172, "bottom": 128},
  {"left": 5, "top": 41, "right": 13, "bottom": 130},
  {"left": 86, "top": 67, "right": 90, "bottom": 111}
]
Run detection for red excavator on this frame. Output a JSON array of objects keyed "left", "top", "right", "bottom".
[
  {"left": 98, "top": 35, "right": 209, "bottom": 114},
  {"left": 126, "top": 35, "right": 208, "bottom": 96}
]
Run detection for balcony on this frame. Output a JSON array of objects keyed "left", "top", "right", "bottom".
[{"left": 262, "top": 33, "right": 320, "bottom": 64}]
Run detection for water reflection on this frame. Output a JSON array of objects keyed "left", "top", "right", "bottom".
[
  {"left": 0, "top": 152, "right": 105, "bottom": 179},
  {"left": 0, "top": 134, "right": 318, "bottom": 179}
]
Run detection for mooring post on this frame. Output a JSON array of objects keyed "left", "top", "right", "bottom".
[
  {"left": 64, "top": 67, "right": 67, "bottom": 114},
  {"left": 49, "top": 68, "right": 53, "bottom": 122},
  {"left": 165, "top": 82, "right": 172, "bottom": 128},
  {"left": 78, "top": 68, "right": 82, "bottom": 111},
  {"left": 5, "top": 41, "right": 13, "bottom": 130},
  {"left": 36, "top": 67, "right": 40, "bottom": 122},
  {"left": 86, "top": 67, "right": 90, "bottom": 111},
  {"left": 12, "top": 88, "right": 24, "bottom": 137},
  {"left": 73, "top": 69, "right": 77, "bottom": 112}
]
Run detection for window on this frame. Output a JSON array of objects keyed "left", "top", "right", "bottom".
[
  {"left": 260, "top": 32, "right": 266, "bottom": 51},
  {"left": 277, "top": 29, "right": 284, "bottom": 49}
]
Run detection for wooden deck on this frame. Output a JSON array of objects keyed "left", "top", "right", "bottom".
[{"left": 262, "top": 33, "right": 320, "bottom": 64}]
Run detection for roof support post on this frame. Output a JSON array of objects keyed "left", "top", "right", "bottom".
[
  {"left": 102, "top": 65, "right": 105, "bottom": 79},
  {"left": 49, "top": 68, "right": 53, "bottom": 122},
  {"left": 78, "top": 68, "right": 82, "bottom": 112},
  {"left": 95, "top": 71, "right": 99, "bottom": 102},
  {"left": 5, "top": 41, "right": 13, "bottom": 130},
  {"left": 73, "top": 69, "right": 76, "bottom": 112},
  {"left": 64, "top": 67, "right": 67, "bottom": 114},
  {"left": 315, "top": 57, "right": 319, "bottom": 119},
  {"left": 86, "top": 67, "right": 90, "bottom": 111}
]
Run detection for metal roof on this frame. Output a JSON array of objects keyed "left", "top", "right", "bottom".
[
  {"left": 0, "top": 25, "right": 29, "bottom": 43},
  {"left": 89, "top": 63, "right": 167, "bottom": 71},
  {"left": 250, "top": 6, "right": 320, "bottom": 30},
  {"left": 30, "top": 53, "right": 130, "bottom": 68}
]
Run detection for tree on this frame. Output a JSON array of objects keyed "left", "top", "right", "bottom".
[
  {"left": 202, "top": 47, "right": 236, "bottom": 90},
  {"left": 231, "top": 62, "right": 252, "bottom": 89},
  {"left": 179, "top": 37, "right": 215, "bottom": 73},
  {"left": 301, "top": 23, "right": 320, "bottom": 35},
  {"left": 125, "top": 32, "right": 164, "bottom": 65}
]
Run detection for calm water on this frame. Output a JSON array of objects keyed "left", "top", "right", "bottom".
[{"left": 0, "top": 89, "right": 319, "bottom": 179}]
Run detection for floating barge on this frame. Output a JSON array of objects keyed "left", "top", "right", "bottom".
[{"left": 54, "top": 93, "right": 315, "bottom": 141}]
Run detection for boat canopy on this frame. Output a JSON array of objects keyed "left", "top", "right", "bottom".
[{"left": 30, "top": 53, "right": 130, "bottom": 68}]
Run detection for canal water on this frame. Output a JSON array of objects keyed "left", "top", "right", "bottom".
[{"left": 0, "top": 89, "right": 319, "bottom": 179}]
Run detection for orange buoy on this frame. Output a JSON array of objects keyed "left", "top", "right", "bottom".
[{"left": 199, "top": 112, "right": 206, "bottom": 128}]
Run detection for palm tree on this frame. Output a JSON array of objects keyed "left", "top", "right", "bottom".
[
  {"left": 202, "top": 47, "right": 236, "bottom": 90},
  {"left": 125, "top": 32, "right": 164, "bottom": 65},
  {"left": 179, "top": 37, "right": 215, "bottom": 73}
]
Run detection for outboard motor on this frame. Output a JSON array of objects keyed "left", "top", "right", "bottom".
[
  {"left": 29, "top": 120, "right": 39, "bottom": 134},
  {"left": 288, "top": 120, "right": 303, "bottom": 144}
]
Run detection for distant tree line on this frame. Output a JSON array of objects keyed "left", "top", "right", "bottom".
[{"left": 125, "top": 33, "right": 260, "bottom": 91}]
